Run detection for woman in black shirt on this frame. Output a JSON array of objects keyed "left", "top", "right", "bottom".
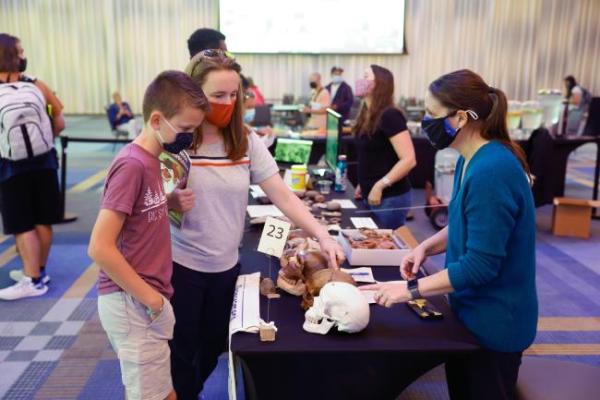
[{"left": 354, "top": 65, "right": 416, "bottom": 228}]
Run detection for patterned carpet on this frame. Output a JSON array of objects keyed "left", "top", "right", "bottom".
[{"left": 0, "top": 117, "right": 598, "bottom": 399}]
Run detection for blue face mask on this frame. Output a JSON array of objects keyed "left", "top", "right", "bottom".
[
  {"left": 331, "top": 75, "right": 343, "bottom": 84},
  {"left": 157, "top": 118, "right": 194, "bottom": 154},
  {"left": 243, "top": 108, "right": 256, "bottom": 124}
]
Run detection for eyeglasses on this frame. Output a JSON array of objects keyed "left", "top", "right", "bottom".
[{"left": 198, "top": 49, "right": 236, "bottom": 60}]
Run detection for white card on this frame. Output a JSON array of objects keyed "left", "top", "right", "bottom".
[
  {"left": 247, "top": 205, "right": 283, "bottom": 218},
  {"left": 249, "top": 185, "right": 266, "bottom": 198},
  {"left": 350, "top": 217, "right": 378, "bottom": 229},
  {"left": 335, "top": 199, "right": 357, "bottom": 209},
  {"left": 229, "top": 272, "right": 261, "bottom": 334},
  {"left": 257, "top": 217, "right": 291, "bottom": 258},
  {"left": 341, "top": 267, "right": 376, "bottom": 283}
]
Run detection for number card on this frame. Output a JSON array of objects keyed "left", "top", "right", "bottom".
[{"left": 257, "top": 217, "right": 291, "bottom": 258}]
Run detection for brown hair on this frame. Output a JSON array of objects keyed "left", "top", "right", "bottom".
[
  {"left": 429, "top": 69, "right": 530, "bottom": 175},
  {"left": 142, "top": 70, "right": 210, "bottom": 122},
  {"left": 185, "top": 50, "right": 248, "bottom": 161},
  {"left": 0, "top": 33, "right": 20, "bottom": 73},
  {"left": 353, "top": 65, "right": 397, "bottom": 137}
]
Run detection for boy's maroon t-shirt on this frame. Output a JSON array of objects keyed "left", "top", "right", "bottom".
[{"left": 97, "top": 143, "right": 173, "bottom": 298}]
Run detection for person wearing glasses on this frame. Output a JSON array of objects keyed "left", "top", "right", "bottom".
[{"left": 167, "top": 50, "right": 345, "bottom": 399}]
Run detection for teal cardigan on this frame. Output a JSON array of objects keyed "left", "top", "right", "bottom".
[{"left": 446, "top": 140, "right": 538, "bottom": 352}]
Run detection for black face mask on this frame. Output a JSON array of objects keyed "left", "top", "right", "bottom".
[
  {"left": 421, "top": 114, "right": 459, "bottom": 150},
  {"left": 309, "top": 82, "right": 318, "bottom": 89},
  {"left": 163, "top": 132, "right": 194, "bottom": 154},
  {"left": 18, "top": 58, "right": 27, "bottom": 72},
  {"left": 158, "top": 118, "right": 194, "bottom": 154},
  {"left": 421, "top": 109, "right": 479, "bottom": 150}
]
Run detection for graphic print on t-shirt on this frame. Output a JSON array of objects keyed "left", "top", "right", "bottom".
[{"left": 142, "top": 185, "right": 167, "bottom": 223}]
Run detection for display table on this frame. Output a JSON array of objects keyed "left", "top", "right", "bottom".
[
  {"left": 232, "top": 190, "right": 479, "bottom": 400},
  {"left": 520, "top": 135, "right": 600, "bottom": 207},
  {"left": 341, "top": 134, "right": 600, "bottom": 208}
]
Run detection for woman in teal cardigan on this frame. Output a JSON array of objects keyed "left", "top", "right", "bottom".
[{"left": 362, "top": 69, "right": 537, "bottom": 400}]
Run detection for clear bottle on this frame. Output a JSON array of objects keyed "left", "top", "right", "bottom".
[{"left": 334, "top": 154, "right": 347, "bottom": 192}]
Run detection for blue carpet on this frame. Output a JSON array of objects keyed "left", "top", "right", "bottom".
[{"left": 0, "top": 116, "right": 598, "bottom": 400}]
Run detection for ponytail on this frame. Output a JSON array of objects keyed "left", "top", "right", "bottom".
[
  {"left": 484, "top": 87, "right": 531, "bottom": 177},
  {"left": 430, "top": 70, "right": 531, "bottom": 177}
]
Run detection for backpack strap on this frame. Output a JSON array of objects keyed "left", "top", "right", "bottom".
[
  {"left": 0, "top": 73, "right": 36, "bottom": 85},
  {"left": 19, "top": 74, "right": 36, "bottom": 84}
]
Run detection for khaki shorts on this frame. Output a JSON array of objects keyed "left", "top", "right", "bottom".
[{"left": 98, "top": 291, "right": 175, "bottom": 400}]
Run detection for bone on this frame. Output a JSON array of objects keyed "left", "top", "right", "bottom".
[
  {"left": 301, "top": 269, "right": 356, "bottom": 310},
  {"left": 305, "top": 190, "right": 320, "bottom": 200},
  {"left": 277, "top": 273, "right": 306, "bottom": 296},
  {"left": 326, "top": 201, "right": 342, "bottom": 211},
  {"left": 349, "top": 230, "right": 398, "bottom": 249},
  {"left": 260, "top": 277, "right": 279, "bottom": 298},
  {"left": 288, "top": 230, "right": 310, "bottom": 241}
]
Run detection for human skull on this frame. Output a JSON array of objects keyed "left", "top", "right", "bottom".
[{"left": 303, "top": 282, "right": 370, "bottom": 335}]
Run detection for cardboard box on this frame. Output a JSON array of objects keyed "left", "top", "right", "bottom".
[
  {"left": 552, "top": 197, "right": 600, "bottom": 239},
  {"left": 338, "top": 229, "right": 412, "bottom": 266}
]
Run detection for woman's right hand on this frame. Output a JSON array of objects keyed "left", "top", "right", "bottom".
[
  {"left": 354, "top": 184, "right": 362, "bottom": 200},
  {"left": 400, "top": 244, "right": 428, "bottom": 280},
  {"left": 168, "top": 188, "right": 195, "bottom": 213}
]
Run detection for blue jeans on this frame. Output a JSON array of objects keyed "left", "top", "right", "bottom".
[{"left": 365, "top": 191, "right": 412, "bottom": 229}]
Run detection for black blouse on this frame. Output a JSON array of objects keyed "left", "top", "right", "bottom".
[{"left": 355, "top": 107, "right": 411, "bottom": 198}]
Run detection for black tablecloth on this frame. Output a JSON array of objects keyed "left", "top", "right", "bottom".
[
  {"left": 341, "top": 134, "right": 600, "bottom": 206},
  {"left": 520, "top": 133, "right": 600, "bottom": 206},
  {"left": 232, "top": 190, "right": 479, "bottom": 400}
]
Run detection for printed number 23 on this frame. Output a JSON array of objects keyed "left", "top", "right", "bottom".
[{"left": 267, "top": 224, "right": 284, "bottom": 240}]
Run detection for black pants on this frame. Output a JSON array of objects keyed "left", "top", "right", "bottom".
[
  {"left": 445, "top": 349, "right": 522, "bottom": 400},
  {"left": 169, "top": 261, "right": 241, "bottom": 400}
]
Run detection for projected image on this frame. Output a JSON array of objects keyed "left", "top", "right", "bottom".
[{"left": 220, "top": 0, "right": 405, "bottom": 54}]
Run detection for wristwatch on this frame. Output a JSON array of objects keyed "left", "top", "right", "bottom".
[{"left": 407, "top": 279, "right": 422, "bottom": 300}]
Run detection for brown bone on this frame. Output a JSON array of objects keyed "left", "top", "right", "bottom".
[{"left": 301, "top": 269, "right": 356, "bottom": 310}]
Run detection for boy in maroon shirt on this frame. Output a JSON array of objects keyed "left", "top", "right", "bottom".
[{"left": 89, "top": 71, "right": 208, "bottom": 400}]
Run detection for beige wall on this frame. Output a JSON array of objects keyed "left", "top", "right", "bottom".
[{"left": 2, "top": 0, "right": 599, "bottom": 113}]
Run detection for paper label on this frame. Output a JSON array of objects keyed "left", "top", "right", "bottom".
[
  {"left": 257, "top": 217, "right": 291, "bottom": 257},
  {"left": 350, "top": 217, "right": 378, "bottom": 229}
]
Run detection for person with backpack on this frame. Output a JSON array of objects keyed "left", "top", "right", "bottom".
[{"left": 0, "top": 33, "right": 65, "bottom": 300}]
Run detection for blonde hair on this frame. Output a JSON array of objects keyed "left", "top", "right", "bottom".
[{"left": 185, "top": 50, "right": 248, "bottom": 161}]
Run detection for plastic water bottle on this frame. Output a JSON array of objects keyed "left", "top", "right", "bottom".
[{"left": 334, "top": 155, "right": 347, "bottom": 192}]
